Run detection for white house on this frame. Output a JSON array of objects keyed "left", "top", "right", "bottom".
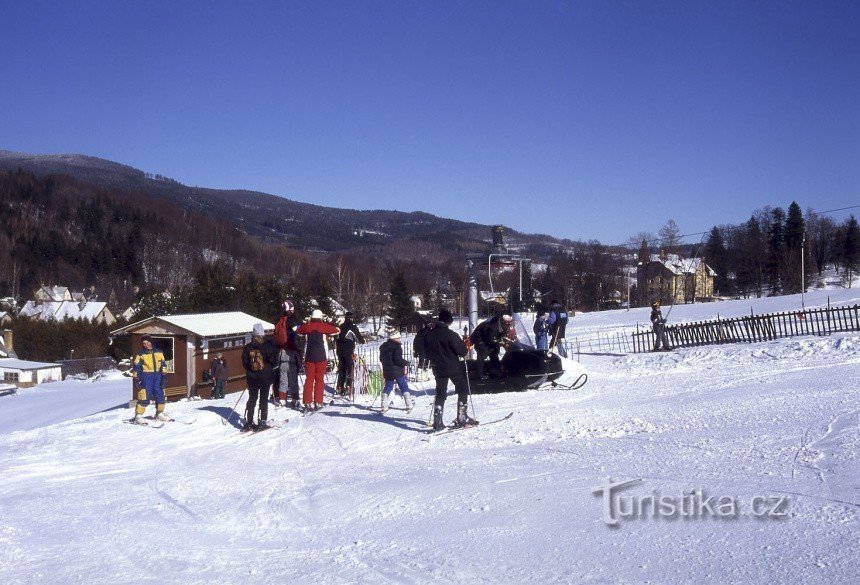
[
  {"left": 19, "top": 300, "right": 116, "bottom": 325},
  {"left": 0, "top": 358, "right": 63, "bottom": 388}
]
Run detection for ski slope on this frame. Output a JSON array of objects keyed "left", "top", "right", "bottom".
[{"left": 0, "top": 293, "right": 858, "bottom": 584}]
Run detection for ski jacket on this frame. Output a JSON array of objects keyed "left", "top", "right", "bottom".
[
  {"left": 241, "top": 337, "right": 279, "bottom": 387},
  {"left": 133, "top": 348, "right": 166, "bottom": 375},
  {"left": 335, "top": 319, "right": 365, "bottom": 356},
  {"left": 296, "top": 321, "right": 340, "bottom": 363},
  {"left": 470, "top": 317, "right": 505, "bottom": 348},
  {"left": 547, "top": 303, "right": 569, "bottom": 339},
  {"left": 379, "top": 339, "right": 408, "bottom": 379},
  {"left": 533, "top": 316, "right": 550, "bottom": 350},
  {"left": 425, "top": 322, "right": 468, "bottom": 376},
  {"left": 650, "top": 308, "right": 666, "bottom": 326},
  {"left": 413, "top": 324, "right": 430, "bottom": 358},
  {"left": 210, "top": 358, "right": 227, "bottom": 382}
]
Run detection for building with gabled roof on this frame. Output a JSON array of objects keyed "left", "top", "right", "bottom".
[
  {"left": 111, "top": 312, "right": 275, "bottom": 402},
  {"left": 637, "top": 252, "right": 717, "bottom": 306},
  {"left": 19, "top": 300, "right": 116, "bottom": 325},
  {"left": 34, "top": 285, "right": 72, "bottom": 303}
]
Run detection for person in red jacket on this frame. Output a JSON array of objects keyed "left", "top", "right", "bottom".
[{"left": 295, "top": 309, "right": 340, "bottom": 411}]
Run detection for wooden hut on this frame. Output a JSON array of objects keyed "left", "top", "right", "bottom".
[{"left": 111, "top": 312, "right": 274, "bottom": 403}]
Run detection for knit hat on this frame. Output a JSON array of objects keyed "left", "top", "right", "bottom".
[
  {"left": 282, "top": 300, "right": 294, "bottom": 313},
  {"left": 388, "top": 330, "right": 401, "bottom": 340},
  {"left": 311, "top": 309, "right": 323, "bottom": 320},
  {"left": 438, "top": 309, "right": 453, "bottom": 324},
  {"left": 502, "top": 314, "right": 513, "bottom": 323},
  {"left": 252, "top": 323, "right": 265, "bottom": 336}
]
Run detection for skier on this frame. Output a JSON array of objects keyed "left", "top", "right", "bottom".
[
  {"left": 469, "top": 314, "right": 513, "bottom": 379},
  {"left": 650, "top": 301, "right": 672, "bottom": 351},
  {"left": 296, "top": 309, "right": 340, "bottom": 411},
  {"left": 425, "top": 309, "right": 476, "bottom": 431},
  {"left": 413, "top": 320, "right": 432, "bottom": 381},
  {"left": 547, "top": 300, "right": 569, "bottom": 358},
  {"left": 241, "top": 323, "right": 279, "bottom": 430},
  {"left": 533, "top": 309, "right": 550, "bottom": 350},
  {"left": 378, "top": 329, "right": 415, "bottom": 413},
  {"left": 274, "top": 301, "right": 303, "bottom": 409},
  {"left": 210, "top": 352, "right": 227, "bottom": 399},
  {"left": 334, "top": 311, "right": 365, "bottom": 398},
  {"left": 131, "top": 335, "right": 170, "bottom": 424}
]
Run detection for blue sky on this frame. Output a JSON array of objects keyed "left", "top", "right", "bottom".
[{"left": 1, "top": 0, "right": 858, "bottom": 243}]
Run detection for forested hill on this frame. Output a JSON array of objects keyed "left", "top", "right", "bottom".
[{"left": 0, "top": 150, "right": 561, "bottom": 253}]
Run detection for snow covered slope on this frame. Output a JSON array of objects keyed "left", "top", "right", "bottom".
[{"left": 0, "top": 295, "right": 857, "bottom": 584}]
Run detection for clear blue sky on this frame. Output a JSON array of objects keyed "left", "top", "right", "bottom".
[{"left": 2, "top": 0, "right": 858, "bottom": 243}]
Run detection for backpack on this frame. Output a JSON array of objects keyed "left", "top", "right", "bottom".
[
  {"left": 274, "top": 316, "right": 288, "bottom": 347},
  {"left": 248, "top": 349, "right": 265, "bottom": 372}
]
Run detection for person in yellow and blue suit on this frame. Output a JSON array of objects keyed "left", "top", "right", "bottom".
[{"left": 131, "top": 335, "right": 170, "bottom": 424}]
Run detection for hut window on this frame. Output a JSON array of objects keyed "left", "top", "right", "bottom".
[
  {"left": 151, "top": 336, "right": 176, "bottom": 374},
  {"left": 4, "top": 372, "right": 19, "bottom": 382}
]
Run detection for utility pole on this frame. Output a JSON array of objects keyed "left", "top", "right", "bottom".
[{"left": 801, "top": 229, "right": 806, "bottom": 310}]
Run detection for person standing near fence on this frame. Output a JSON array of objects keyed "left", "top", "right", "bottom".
[
  {"left": 413, "top": 320, "right": 432, "bottom": 381},
  {"left": 296, "top": 309, "right": 340, "bottom": 411},
  {"left": 650, "top": 301, "right": 672, "bottom": 351},
  {"left": 547, "top": 300, "right": 569, "bottom": 358},
  {"left": 379, "top": 329, "right": 415, "bottom": 413},
  {"left": 335, "top": 311, "right": 365, "bottom": 398}
]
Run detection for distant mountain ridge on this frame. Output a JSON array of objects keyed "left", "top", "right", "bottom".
[{"left": 0, "top": 149, "right": 562, "bottom": 253}]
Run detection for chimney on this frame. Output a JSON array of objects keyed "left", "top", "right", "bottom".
[{"left": 3, "top": 329, "right": 13, "bottom": 353}]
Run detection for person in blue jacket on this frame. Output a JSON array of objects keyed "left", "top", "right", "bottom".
[
  {"left": 131, "top": 335, "right": 169, "bottom": 424},
  {"left": 533, "top": 309, "right": 550, "bottom": 350}
]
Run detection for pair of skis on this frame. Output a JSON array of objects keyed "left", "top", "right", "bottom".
[
  {"left": 424, "top": 411, "right": 514, "bottom": 438},
  {"left": 124, "top": 416, "right": 196, "bottom": 429}
]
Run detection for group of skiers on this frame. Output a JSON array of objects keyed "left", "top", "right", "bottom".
[{"left": 130, "top": 299, "right": 573, "bottom": 432}]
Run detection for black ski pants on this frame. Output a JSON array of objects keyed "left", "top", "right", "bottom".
[
  {"left": 432, "top": 366, "right": 469, "bottom": 408},
  {"left": 245, "top": 383, "right": 270, "bottom": 423}
]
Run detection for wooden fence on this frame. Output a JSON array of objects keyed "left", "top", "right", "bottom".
[{"left": 631, "top": 304, "right": 860, "bottom": 353}]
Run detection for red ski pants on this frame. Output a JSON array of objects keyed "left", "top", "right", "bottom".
[{"left": 303, "top": 360, "right": 327, "bottom": 405}]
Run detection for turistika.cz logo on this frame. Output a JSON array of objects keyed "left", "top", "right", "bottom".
[{"left": 592, "top": 478, "right": 790, "bottom": 527}]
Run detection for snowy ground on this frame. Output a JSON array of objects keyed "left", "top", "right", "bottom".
[{"left": 0, "top": 293, "right": 858, "bottom": 584}]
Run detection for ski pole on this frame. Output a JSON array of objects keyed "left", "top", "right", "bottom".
[
  {"left": 224, "top": 387, "right": 247, "bottom": 426},
  {"left": 464, "top": 358, "right": 477, "bottom": 421}
]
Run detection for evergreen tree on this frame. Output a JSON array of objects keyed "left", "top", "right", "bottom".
[
  {"left": 843, "top": 215, "right": 859, "bottom": 286},
  {"left": 388, "top": 270, "right": 414, "bottom": 327},
  {"left": 704, "top": 226, "right": 730, "bottom": 295},
  {"left": 782, "top": 202, "right": 808, "bottom": 293},
  {"left": 766, "top": 207, "right": 786, "bottom": 295}
]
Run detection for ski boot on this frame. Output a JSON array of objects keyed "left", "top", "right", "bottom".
[
  {"left": 155, "top": 411, "right": 171, "bottom": 422},
  {"left": 432, "top": 405, "right": 445, "bottom": 432},
  {"left": 380, "top": 393, "right": 390, "bottom": 413},
  {"left": 454, "top": 402, "right": 478, "bottom": 428},
  {"left": 131, "top": 413, "right": 146, "bottom": 425},
  {"left": 404, "top": 392, "right": 415, "bottom": 413}
]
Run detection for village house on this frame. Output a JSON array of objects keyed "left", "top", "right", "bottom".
[
  {"left": 0, "top": 330, "right": 62, "bottom": 388},
  {"left": 19, "top": 285, "right": 116, "bottom": 325},
  {"left": 637, "top": 252, "right": 716, "bottom": 306}
]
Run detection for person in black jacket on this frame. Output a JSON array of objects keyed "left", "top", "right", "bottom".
[
  {"left": 378, "top": 330, "right": 415, "bottom": 413},
  {"left": 335, "top": 311, "right": 366, "bottom": 398},
  {"left": 241, "top": 323, "right": 280, "bottom": 430},
  {"left": 424, "top": 309, "right": 476, "bottom": 431},
  {"left": 413, "top": 321, "right": 432, "bottom": 381},
  {"left": 469, "top": 314, "right": 512, "bottom": 379}
]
